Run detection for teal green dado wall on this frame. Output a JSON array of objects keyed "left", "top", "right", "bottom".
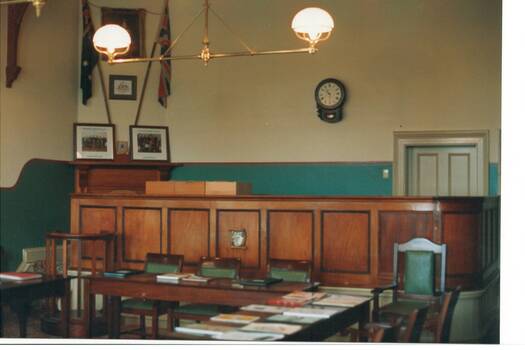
[
  {"left": 172, "top": 163, "right": 500, "bottom": 196},
  {"left": 171, "top": 163, "right": 393, "bottom": 196},
  {"left": 0, "top": 160, "right": 74, "bottom": 272}
]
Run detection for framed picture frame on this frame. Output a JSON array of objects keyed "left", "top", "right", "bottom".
[
  {"left": 74, "top": 123, "right": 115, "bottom": 160},
  {"left": 109, "top": 75, "right": 137, "bottom": 100},
  {"left": 130, "top": 126, "right": 170, "bottom": 162},
  {"left": 101, "top": 7, "right": 145, "bottom": 59}
]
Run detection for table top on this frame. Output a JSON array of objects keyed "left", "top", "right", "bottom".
[
  {"left": 0, "top": 276, "right": 69, "bottom": 291},
  {"left": 87, "top": 273, "right": 318, "bottom": 293}
]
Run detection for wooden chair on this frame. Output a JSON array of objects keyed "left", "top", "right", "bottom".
[
  {"left": 399, "top": 306, "right": 429, "bottom": 342},
  {"left": 371, "top": 238, "right": 447, "bottom": 323},
  {"left": 170, "top": 256, "right": 241, "bottom": 326},
  {"left": 423, "top": 286, "right": 461, "bottom": 342},
  {"left": 367, "top": 318, "right": 402, "bottom": 342},
  {"left": 120, "top": 253, "right": 184, "bottom": 339},
  {"left": 267, "top": 259, "right": 312, "bottom": 283}
]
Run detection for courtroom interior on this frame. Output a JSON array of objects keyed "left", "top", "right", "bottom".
[{"left": 0, "top": 0, "right": 507, "bottom": 345}]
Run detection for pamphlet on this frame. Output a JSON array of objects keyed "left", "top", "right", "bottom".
[
  {"left": 0, "top": 272, "right": 42, "bottom": 281},
  {"left": 312, "top": 294, "right": 370, "bottom": 308},
  {"left": 210, "top": 313, "right": 260, "bottom": 324},
  {"left": 240, "top": 304, "right": 291, "bottom": 314},
  {"left": 212, "top": 331, "right": 284, "bottom": 341},
  {"left": 241, "top": 322, "right": 302, "bottom": 335},
  {"left": 283, "top": 306, "right": 342, "bottom": 319}
]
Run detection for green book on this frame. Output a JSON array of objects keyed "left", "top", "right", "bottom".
[{"left": 103, "top": 269, "right": 143, "bottom": 278}]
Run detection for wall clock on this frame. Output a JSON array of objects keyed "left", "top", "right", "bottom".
[{"left": 315, "top": 78, "right": 347, "bottom": 123}]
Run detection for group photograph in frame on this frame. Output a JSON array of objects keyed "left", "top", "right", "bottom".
[
  {"left": 74, "top": 123, "right": 115, "bottom": 160},
  {"left": 130, "top": 126, "right": 170, "bottom": 161}
]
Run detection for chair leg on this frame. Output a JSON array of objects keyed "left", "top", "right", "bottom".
[
  {"left": 152, "top": 312, "right": 159, "bottom": 339},
  {"left": 139, "top": 315, "right": 146, "bottom": 339},
  {"left": 168, "top": 309, "right": 179, "bottom": 329}
]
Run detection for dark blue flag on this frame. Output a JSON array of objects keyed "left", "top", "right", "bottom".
[{"left": 81, "top": 0, "right": 99, "bottom": 105}]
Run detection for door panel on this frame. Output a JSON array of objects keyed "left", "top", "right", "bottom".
[{"left": 407, "top": 146, "right": 479, "bottom": 196}]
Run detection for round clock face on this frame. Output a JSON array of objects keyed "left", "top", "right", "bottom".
[{"left": 316, "top": 79, "right": 345, "bottom": 109}]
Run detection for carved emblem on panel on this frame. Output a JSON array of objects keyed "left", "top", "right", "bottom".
[{"left": 230, "top": 229, "right": 247, "bottom": 249}]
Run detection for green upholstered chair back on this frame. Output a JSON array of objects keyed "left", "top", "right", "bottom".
[
  {"left": 198, "top": 257, "right": 240, "bottom": 279},
  {"left": 393, "top": 238, "right": 446, "bottom": 296},
  {"left": 403, "top": 251, "right": 435, "bottom": 295},
  {"left": 144, "top": 253, "right": 184, "bottom": 274},
  {"left": 267, "top": 259, "right": 312, "bottom": 283}
]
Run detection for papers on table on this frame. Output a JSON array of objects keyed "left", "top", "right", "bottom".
[
  {"left": 210, "top": 313, "right": 260, "bottom": 324},
  {"left": 241, "top": 322, "right": 302, "bottom": 335},
  {"left": 240, "top": 304, "right": 291, "bottom": 314},
  {"left": 282, "top": 291, "right": 326, "bottom": 302},
  {"left": 213, "top": 331, "right": 284, "bottom": 341},
  {"left": 175, "top": 323, "right": 237, "bottom": 337},
  {"left": 265, "top": 314, "right": 319, "bottom": 325},
  {"left": 283, "top": 306, "right": 343, "bottom": 319},
  {"left": 156, "top": 273, "right": 211, "bottom": 283},
  {"left": 0, "top": 272, "right": 42, "bottom": 281},
  {"left": 312, "top": 294, "right": 370, "bottom": 307}
]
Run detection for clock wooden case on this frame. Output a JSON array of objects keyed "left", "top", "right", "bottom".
[{"left": 315, "top": 78, "right": 347, "bottom": 123}]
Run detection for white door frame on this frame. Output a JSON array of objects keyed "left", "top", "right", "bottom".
[{"left": 393, "top": 130, "right": 490, "bottom": 196}]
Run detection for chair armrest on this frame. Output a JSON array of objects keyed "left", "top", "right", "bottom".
[
  {"left": 371, "top": 284, "right": 398, "bottom": 322},
  {"left": 371, "top": 283, "right": 398, "bottom": 296}
]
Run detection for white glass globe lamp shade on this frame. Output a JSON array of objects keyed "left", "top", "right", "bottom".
[
  {"left": 93, "top": 24, "right": 131, "bottom": 62},
  {"left": 292, "top": 7, "right": 334, "bottom": 48}
]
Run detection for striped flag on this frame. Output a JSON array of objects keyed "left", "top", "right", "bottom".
[
  {"left": 80, "top": 0, "right": 98, "bottom": 105},
  {"left": 158, "top": 2, "right": 172, "bottom": 108}
]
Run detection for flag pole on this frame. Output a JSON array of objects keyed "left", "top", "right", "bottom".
[
  {"left": 84, "top": 0, "right": 112, "bottom": 124},
  {"left": 96, "top": 63, "right": 112, "bottom": 124},
  {"left": 134, "top": 0, "right": 169, "bottom": 126}
]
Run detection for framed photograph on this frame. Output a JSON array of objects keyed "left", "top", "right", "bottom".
[
  {"left": 130, "top": 126, "right": 170, "bottom": 162},
  {"left": 74, "top": 123, "right": 115, "bottom": 160},
  {"left": 109, "top": 75, "right": 137, "bottom": 100},
  {"left": 101, "top": 7, "right": 145, "bottom": 59}
]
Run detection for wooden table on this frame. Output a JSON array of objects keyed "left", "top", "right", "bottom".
[
  {"left": 0, "top": 276, "right": 70, "bottom": 338},
  {"left": 84, "top": 274, "right": 370, "bottom": 341}
]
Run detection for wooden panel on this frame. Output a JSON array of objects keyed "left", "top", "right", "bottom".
[
  {"left": 378, "top": 211, "right": 434, "bottom": 275},
  {"left": 442, "top": 212, "right": 480, "bottom": 277},
  {"left": 122, "top": 208, "right": 162, "bottom": 263},
  {"left": 79, "top": 206, "right": 117, "bottom": 259},
  {"left": 268, "top": 211, "right": 313, "bottom": 261},
  {"left": 168, "top": 209, "right": 210, "bottom": 266},
  {"left": 217, "top": 210, "right": 260, "bottom": 269},
  {"left": 321, "top": 211, "right": 370, "bottom": 273}
]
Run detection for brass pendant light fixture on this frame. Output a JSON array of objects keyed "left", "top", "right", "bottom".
[
  {"left": 0, "top": 0, "right": 46, "bottom": 17},
  {"left": 93, "top": 0, "right": 334, "bottom": 65}
]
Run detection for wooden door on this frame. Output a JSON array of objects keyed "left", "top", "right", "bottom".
[{"left": 407, "top": 145, "right": 480, "bottom": 196}]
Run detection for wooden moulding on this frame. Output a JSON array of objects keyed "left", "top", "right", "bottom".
[{"left": 145, "top": 181, "right": 252, "bottom": 196}]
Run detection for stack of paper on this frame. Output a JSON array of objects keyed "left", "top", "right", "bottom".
[
  {"left": 282, "top": 291, "right": 326, "bottom": 302},
  {"left": 241, "top": 322, "right": 302, "bottom": 335},
  {"left": 240, "top": 304, "right": 291, "bottom": 314},
  {"left": 213, "top": 331, "right": 284, "bottom": 341},
  {"left": 0, "top": 272, "right": 42, "bottom": 281},
  {"left": 175, "top": 323, "right": 237, "bottom": 337},
  {"left": 283, "top": 306, "right": 342, "bottom": 319},
  {"left": 156, "top": 272, "right": 192, "bottom": 283},
  {"left": 312, "top": 294, "right": 370, "bottom": 307},
  {"left": 210, "top": 313, "right": 260, "bottom": 324}
]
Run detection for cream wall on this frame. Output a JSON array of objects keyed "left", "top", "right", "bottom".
[
  {"left": 0, "top": 0, "right": 79, "bottom": 186},
  {"left": 79, "top": 0, "right": 501, "bottom": 164},
  {"left": 1, "top": 0, "right": 501, "bottom": 186}
]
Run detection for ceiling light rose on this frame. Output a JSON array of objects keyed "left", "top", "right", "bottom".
[
  {"left": 93, "top": 24, "right": 131, "bottom": 62},
  {"left": 292, "top": 7, "right": 334, "bottom": 49}
]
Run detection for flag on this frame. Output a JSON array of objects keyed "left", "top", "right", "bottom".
[
  {"left": 80, "top": 0, "right": 99, "bottom": 105},
  {"left": 158, "top": 2, "right": 172, "bottom": 108}
]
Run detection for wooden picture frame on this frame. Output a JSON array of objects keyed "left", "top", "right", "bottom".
[
  {"left": 74, "top": 123, "right": 115, "bottom": 160},
  {"left": 101, "top": 7, "right": 145, "bottom": 59},
  {"left": 130, "top": 126, "right": 170, "bottom": 162},
  {"left": 109, "top": 75, "right": 137, "bottom": 100}
]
